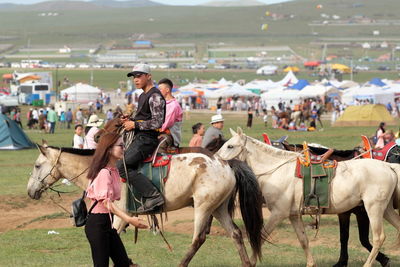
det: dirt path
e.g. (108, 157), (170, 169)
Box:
(0, 194), (240, 236)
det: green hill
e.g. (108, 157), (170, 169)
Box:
(0, 0), (398, 47)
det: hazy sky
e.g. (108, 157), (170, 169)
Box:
(0, 0), (291, 5)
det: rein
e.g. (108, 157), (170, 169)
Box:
(243, 136), (307, 177)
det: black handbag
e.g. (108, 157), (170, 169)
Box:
(71, 191), (98, 227)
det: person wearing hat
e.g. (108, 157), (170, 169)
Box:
(201, 114), (225, 148)
(84, 114), (104, 149)
(118, 63), (166, 214)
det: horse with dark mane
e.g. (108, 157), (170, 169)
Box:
(280, 141), (391, 267)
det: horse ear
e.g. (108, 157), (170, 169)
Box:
(229, 128), (237, 136)
(237, 127), (243, 136)
(41, 139), (48, 147)
(36, 144), (47, 156)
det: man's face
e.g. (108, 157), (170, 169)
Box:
(132, 73), (151, 89)
(158, 83), (170, 98)
(213, 121), (224, 130)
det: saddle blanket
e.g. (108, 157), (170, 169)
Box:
(124, 154), (172, 213)
(295, 159), (337, 208)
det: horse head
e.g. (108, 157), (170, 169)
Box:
(94, 115), (123, 142)
(217, 127), (247, 161)
(27, 140), (63, 200)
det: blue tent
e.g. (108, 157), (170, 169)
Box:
(289, 79), (309, 90)
(369, 78), (386, 87)
(0, 114), (35, 150)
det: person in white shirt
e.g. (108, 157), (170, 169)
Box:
(73, 124), (84, 149)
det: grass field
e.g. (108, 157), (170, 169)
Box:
(0, 106), (400, 266)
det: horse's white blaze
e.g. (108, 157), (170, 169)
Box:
(217, 129), (400, 267)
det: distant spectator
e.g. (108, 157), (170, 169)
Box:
(189, 123), (205, 147)
(59, 111), (66, 129)
(106, 109), (113, 123)
(66, 108), (73, 129)
(375, 122), (386, 149)
(76, 108), (83, 124)
(263, 111), (268, 127)
(247, 108), (253, 128)
(202, 115), (224, 148)
(84, 114), (104, 149)
(73, 124), (84, 149)
(47, 106), (58, 134)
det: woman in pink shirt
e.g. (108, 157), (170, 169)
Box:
(375, 122), (386, 149)
(85, 132), (147, 267)
(189, 122), (205, 147)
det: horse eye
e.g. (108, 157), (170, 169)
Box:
(35, 164), (40, 169)
(227, 145), (234, 149)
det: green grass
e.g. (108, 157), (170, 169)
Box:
(1, 108), (400, 265)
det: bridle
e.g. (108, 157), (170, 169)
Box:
(34, 148), (89, 194)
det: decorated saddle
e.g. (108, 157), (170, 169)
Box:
(296, 142), (337, 213)
(123, 154), (172, 213)
(361, 135), (397, 161)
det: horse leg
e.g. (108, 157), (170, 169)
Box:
(289, 215), (316, 267)
(205, 215), (213, 235)
(333, 211), (351, 267)
(179, 207), (211, 267)
(213, 202), (252, 267)
(354, 206), (390, 267)
(363, 204), (386, 267)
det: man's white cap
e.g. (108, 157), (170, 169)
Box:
(127, 63), (151, 77)
(210, 114), (224, 124)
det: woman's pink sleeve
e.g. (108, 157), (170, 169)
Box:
(86, 169), (114, 201)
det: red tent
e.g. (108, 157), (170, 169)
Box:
(304, 61), (321, 67)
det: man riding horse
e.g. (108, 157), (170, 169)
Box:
(118, 63), (166, 214)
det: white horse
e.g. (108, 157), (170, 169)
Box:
(216, 128), (400, 267)
(27, 141), (265, 267)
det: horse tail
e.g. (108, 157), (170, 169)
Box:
(227, 159), (265, 261)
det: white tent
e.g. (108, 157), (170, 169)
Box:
(298, 84), (340, 98)
(60, 83), (101, 103)
(276, 70), (299, 87)
(261, 88), (302, 109)
(341, 85), (394, 106)
(213, 83), (258, 98)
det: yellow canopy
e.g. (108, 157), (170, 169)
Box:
(283, 66), (299, 73)
(334, 104), (396, 127)
(330, 64), (351, 73)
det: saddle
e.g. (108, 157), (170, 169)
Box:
(123, 153), (173, 213)
(296, 142), (337, 215)
(361, 135), (397, 161)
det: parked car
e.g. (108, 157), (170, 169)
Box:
(256, 65), (278, 75)
(377, 66), (391, 71)
(395, 65), (400, 71)
(354, 65), (369, 71)
(65, 64), (76, 69)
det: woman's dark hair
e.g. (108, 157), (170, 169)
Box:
(378, 122), (386, 133)
(192, 122), (203, 134)
(87, 132), (120, 180)
(75, 124), (83, 130)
